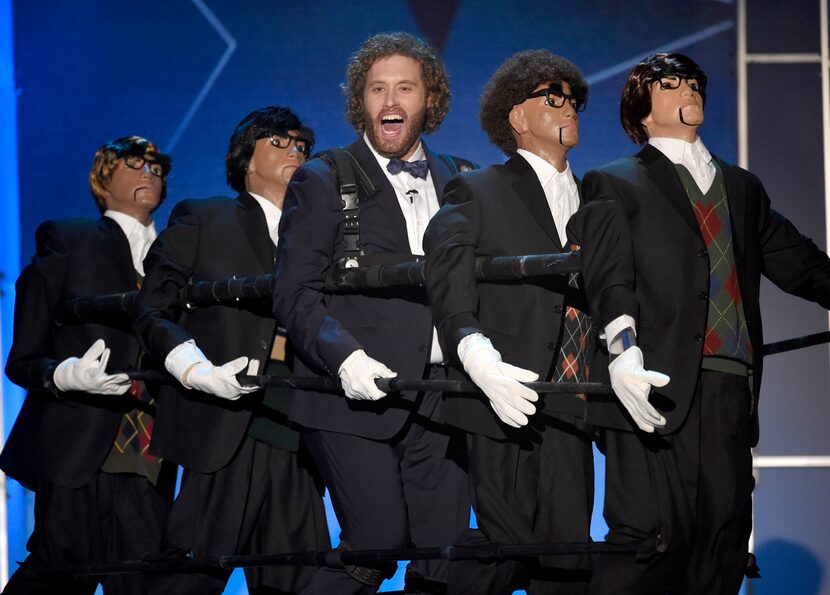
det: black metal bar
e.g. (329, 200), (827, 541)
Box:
(762, 330), (830, 356)
(34, 541), (640, 578)
(128, 370), (614, 397)
(56, 252), (582, 324)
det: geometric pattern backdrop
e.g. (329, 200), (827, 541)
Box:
(5, 1), (827, 593)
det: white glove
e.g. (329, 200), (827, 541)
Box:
(52, 339), (131, 395)
(183, 356), (259, 401)
(459, 333), (539, 428)
(608, 346), (670, 433)
(338, 349), (397, 400)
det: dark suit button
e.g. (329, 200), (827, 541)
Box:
(698, 249), (707, 258)
(418, 344), (427, 352)
(554, 305), (563, 314)
(698, 290), (708, 300)
(547, 342), (557, 350)
(260, 340), (268, 350)
(694, 333), (703, 342)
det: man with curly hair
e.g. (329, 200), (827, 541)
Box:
(424, 50), (594, 594)
(2, 136), (174, 594)
(273, 32), (473, 594)
(568, 52), (830, 593)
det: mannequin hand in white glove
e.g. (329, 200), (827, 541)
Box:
(338, 349), (397, 401)
(183, 356), (260, 401)
(52, 339), (131, 395)
(459, 334), (539, 428)
(608, 346), (670, 433)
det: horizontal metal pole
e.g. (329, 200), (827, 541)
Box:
(33, 541), (640, 578)
(745, 52), (821, 63)
(754, 455), (830, 468)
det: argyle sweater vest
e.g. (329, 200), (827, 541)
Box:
(550, 245), (593, 402)
(674, 163), (752, 364)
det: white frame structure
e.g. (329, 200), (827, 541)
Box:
(737, 0), (830, 578)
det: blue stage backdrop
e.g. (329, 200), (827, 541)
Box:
(4, 1), (827, 594)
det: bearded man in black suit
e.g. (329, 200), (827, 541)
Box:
(568, 53), (830, 595)
(273, 32), (472, 595)
(2, 136), (173, 595)
(424, 50), (594, 595)
(133, 107), (328, 595)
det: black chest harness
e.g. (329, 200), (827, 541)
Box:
(317, 148), (476, 270)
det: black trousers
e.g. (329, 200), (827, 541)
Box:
(145, 437), (329, 595)
(300, 370), (470, 595)
(3, 469), (173, 595)
(590, 370), (755, 595)
(449, 414), (594, 595)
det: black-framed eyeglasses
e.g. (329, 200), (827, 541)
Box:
(518, 83), (587, 113)
(123, 155), (165, 178)
(267, 133), (311, 158)
(657, 75), (703, 94)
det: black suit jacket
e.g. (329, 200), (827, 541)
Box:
(133, 193), (278, 472)
(424, 153), (589, 438)
(569, 144), (830, 442)
(273, 138), (460, 440)
(2, 217), (141, 488)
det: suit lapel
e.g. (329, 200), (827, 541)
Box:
(348, 138), (411, 253)
(506, 153), (562, 250)
(235, 191), (276, 273)
(717, 156), (747, 267)
(639, 144), (702, 240)
(102, 217), (142, 288)
(423, 142), (452, 203)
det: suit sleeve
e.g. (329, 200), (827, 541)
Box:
(423, 174), (485, 361)
(272, 164), (361, 377)
(132, 200), (200, 360)
(5, 221), (70, 390)
(566, 170), (639, 330)
(752, 176), (830, 307)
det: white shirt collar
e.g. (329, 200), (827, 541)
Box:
(104, 210), (156, 276)
(648, 136), (712, 166)
(648, 136), (715, 193)
(248, 192), (282, 246)
(516, 149), (574, 187)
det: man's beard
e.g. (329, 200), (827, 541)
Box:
(364, 105), (428, 159)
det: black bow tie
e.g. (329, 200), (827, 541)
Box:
(386, 158), (429, 180)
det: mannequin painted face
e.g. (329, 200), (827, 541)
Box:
(642, 75), (704, 142)
(509, 81), (580, 171)
(101, 154), (162, 224)
(246, 130), (307, 208)
(362, 54), (429, 160)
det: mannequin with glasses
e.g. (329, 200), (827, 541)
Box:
(568, 52), (830, 594)
(133, 107), (329, 595)
(1, 136), (175, 595)
(424, 50), (594, 595)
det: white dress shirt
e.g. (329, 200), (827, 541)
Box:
(516, 149), (580, 247)
(249, 192), (282, 247)
(104, 209), (157, 277)
(364, 135), (444, 364)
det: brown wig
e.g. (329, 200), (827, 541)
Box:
(620, 52), (708, 144)
(343, 32), (450, 134)
(225, 106), (311, 193)
(89, 136), (171, 213)
(479, 50), (588, 156)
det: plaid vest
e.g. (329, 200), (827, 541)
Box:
(674, 163), (752, 364)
